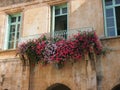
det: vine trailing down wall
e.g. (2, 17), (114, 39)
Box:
(17, 31), (104, 69)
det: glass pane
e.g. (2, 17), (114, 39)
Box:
(11, 17), (16, 23)
(55, 9), (60, 15)
(9, 33), (15, 41)
(107, 27), (116, 36)
(115, 6), (120, 35)
(17, 24), (20, 32)
(107, 27), (115, 36)
(18, 16), (21, 22)
(8, 41), (14, 49)
(106, 8), (113, 17)
(17, 32), (19, 39)
(10, 25), (16, 32)
(62, 7), (67, 14)
(115, 0), (120, 4)
(105, 0), (112, 6)
(106, 18), (115, 27)
(55, 15), (67, 31)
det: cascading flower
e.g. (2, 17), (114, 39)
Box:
(17, 31), (103, 68)
(43, 41), (57, 62)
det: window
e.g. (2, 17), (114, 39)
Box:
(7, 14), (21, 49)
(51, 4), (68, 38)
(103, 0), (120, 37)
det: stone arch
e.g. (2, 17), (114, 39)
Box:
(112, 84), (120, 90)
(46, 83), (71, 90)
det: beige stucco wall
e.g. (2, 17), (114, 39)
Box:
(29, 60), (97, 90)
(69, 0), (104, 36)
(0, 13), (6, 50)
(0, 51), (21, 90)
(0, 50), (29, 90)
(101, 38), (120, 90)
(22, 4), (50, 37)
(0, 59), (22, 90)
(0, 0), (120, 90)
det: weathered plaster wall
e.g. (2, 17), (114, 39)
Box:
(22, 4), (50, 37)
(0, 50), (29, 90)
(0, 0), (120, 90)
(0, 0), (35, 7)
(0, 50), (22, 90)
(0, 59), (22, 90)
(69, 0), (104, 36)
(21, 0), (104, 37)
(100, 38), (120, 90)
(29, 60), (97, 90)
(0, 13), (6, 50)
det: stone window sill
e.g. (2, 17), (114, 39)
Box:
(100, 36), (120, 41)
(0, 49), (17, 53)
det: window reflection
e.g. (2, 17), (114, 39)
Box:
(105, 0), (112, 6)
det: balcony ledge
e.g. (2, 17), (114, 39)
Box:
(100, 36), (120, 41)
(0, 49), (17, 54)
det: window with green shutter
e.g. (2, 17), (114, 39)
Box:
(8, 14), (21, 49)
(103, 0), (120, 37)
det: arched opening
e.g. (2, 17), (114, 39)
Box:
(46, 83), (71, 90)
(112, 84), (120, 90)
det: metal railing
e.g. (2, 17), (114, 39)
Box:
(54, 30), (67, 38)
(19, 34), (42, 43)
(19, 27), (93, 43)
(54, 27), (93, 38)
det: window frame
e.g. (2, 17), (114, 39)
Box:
(51, 3), (68, 37)
(5, 13), (22, 50)
(103, 0), (120, 37)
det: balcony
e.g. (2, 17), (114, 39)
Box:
(19, 27), (93, 43)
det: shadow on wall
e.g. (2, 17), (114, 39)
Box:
(69, 0), (102, 31)
(46, 83), (71, 90)
(112, 84), (120, 90)
(69, 0), (91, 29)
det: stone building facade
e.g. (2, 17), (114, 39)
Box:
(0, 0), (120, 90)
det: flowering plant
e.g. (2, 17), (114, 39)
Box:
(17, 31), (103, 68)
(18, 35), (48, 66)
